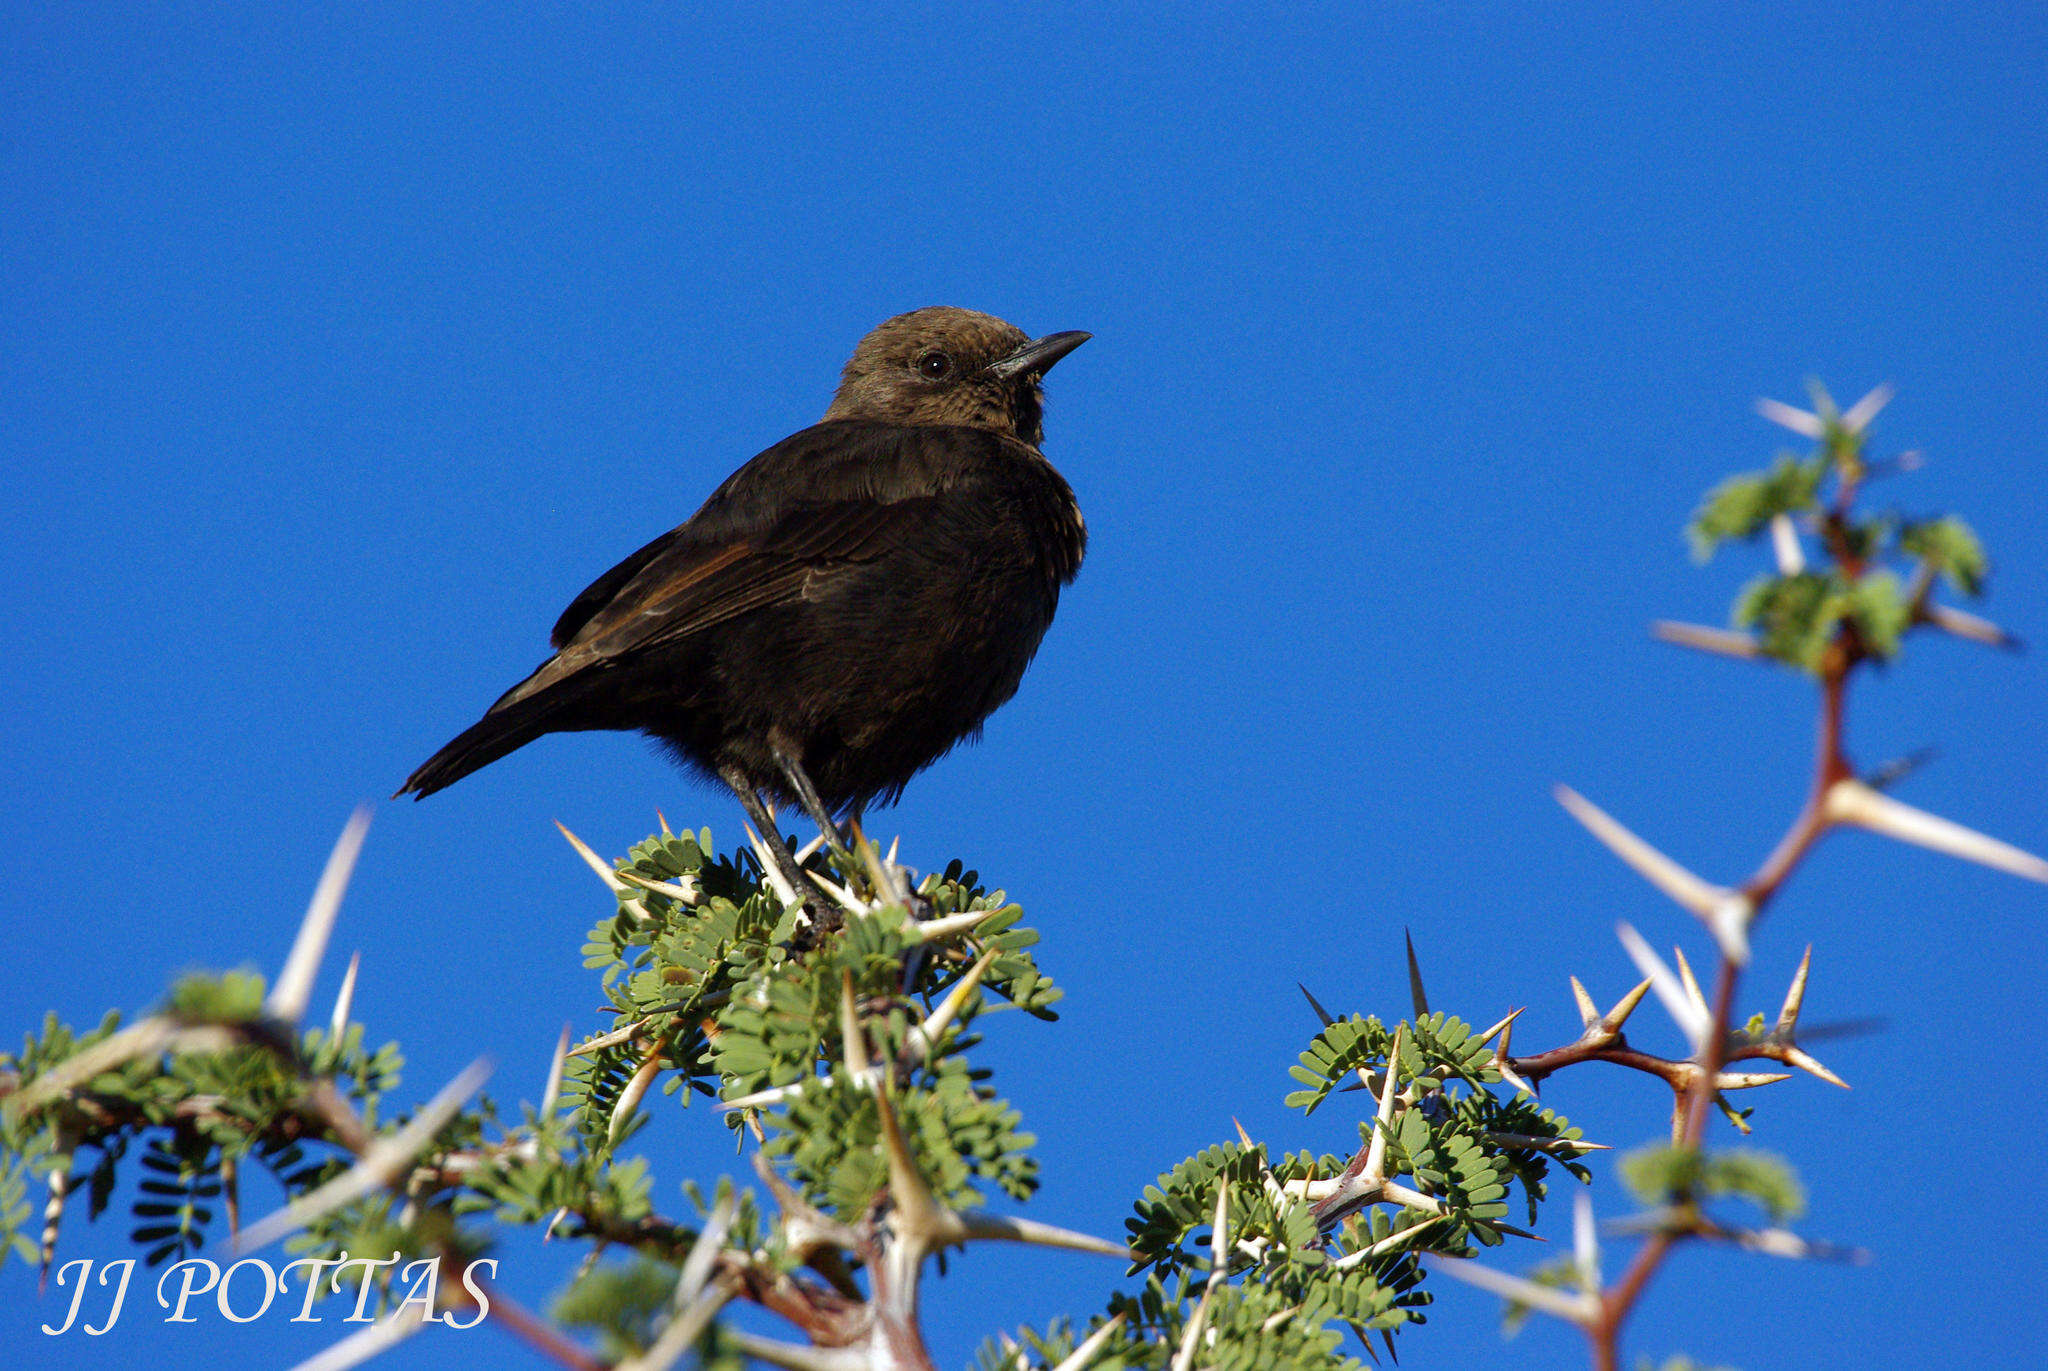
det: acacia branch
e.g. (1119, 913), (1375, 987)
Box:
(1586, 594), (1860, 1370)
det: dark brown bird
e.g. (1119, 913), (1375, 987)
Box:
(398, 306), (1088, 891)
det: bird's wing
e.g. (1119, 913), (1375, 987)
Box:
(549, 528), (677, 650)
(492, 491), (948, 712)
(547, 421), (987, 649)
(579, 496), (941, 649)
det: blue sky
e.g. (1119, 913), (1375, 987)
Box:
(5, 5), (2046, 1368)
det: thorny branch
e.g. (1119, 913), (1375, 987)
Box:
(1525, 386), (2039, 1371)
(5, 814), (1126, 1371)
(1583, 665), (1845, 1371)
(9, 383), (2039, 1371)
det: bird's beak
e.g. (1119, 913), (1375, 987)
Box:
(986, 330), (1091, 380)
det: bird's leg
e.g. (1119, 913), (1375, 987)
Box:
(720, 765), (828, 919)
(772, 750), (858, 874)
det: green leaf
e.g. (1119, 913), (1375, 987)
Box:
(165, 970), (267, 1023)
(1901, 515), (1988, 597)
(1619, 1145), (1805, 1223)
(1699, 1149), (1806, 1223)
(1732, 572), (1839, 672)
(1848, 570), (1911, 659)
(1688, 455), (1825, 560)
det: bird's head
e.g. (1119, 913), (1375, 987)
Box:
(823, 306), (1089, 447)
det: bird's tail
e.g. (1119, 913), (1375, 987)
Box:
(395, 689), (584, 800)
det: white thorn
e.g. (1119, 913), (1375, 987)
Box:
(7, 1017), (178, 1114)
(630, 1282), (728, 1370)
(1825, 779), (2048, 885)
(617, 868), (700, 904)
(877, 1087), (957, 1249)
(1050, 1313), (1128, 1371)
(1569, 977), (1601, 1029)
(674, 1192), (735, 1312)
(567, 1021), (645, 1058)
(609, 1048), (662, 1145)
(236, 1057), (492, 1253)
(1208, 1181), (1231, 1272)
(1652, 620), (1764, 660)
(838, 971), (870, 1078)
(1602, 978), (1654, 1031)
(1172, 1183), (1230, 1371)
(1671, 944), (1710, 1015)
(1379, 1180), (1446, 1214)
(913, 949), (998, 1052)
(327, 952), (360, 1042)
(1781, 1044), (1851, 1090)
(1171, 1286), (1214, 1371)
(1362, 1024), (1406, 1183)
(555, 819), (628, 894)
(1777, 947), (1813, 1033)
(1756, 396), (1827, 439)
(1422, 1253), (1599, 1327)
(1555, 786), (1737, 930)
(1572, 1191), (1599, 1291)
(1327, 1214), (1445, 1269)
(1476, 1007), (1523, 1048)
(1770, 513), (1806, 575)
(1614, 923), (1710, 1049)
(1841, 382), (1895, 434)
(811, 867), (868, 918)
(716, 1064), (887, 1114)
(269, 807), (372, 1026)
(906, 908), (997, 943)
(1496, 1058), (1538, 1098)
(1923, 602), (2016, 648)
(719, 1078), (799, 1113)
(743, 823), (801, 910)
(958, 1209), (1129, 1258)
(542, 1023), (571, 1116)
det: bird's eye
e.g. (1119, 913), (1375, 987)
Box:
(915, 350), (953, 380)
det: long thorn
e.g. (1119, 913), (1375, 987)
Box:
(1572, 1192), (1599, 1291)
(1614, 923), (1709, 1049)
(1422, 1253), (1598, 1327)
(236, 1057), (492, 1253)
(1404, 931), (1430, 1018)
(327, 952), (361, 1042)
(1299, 983), (1339, 1028)
(838, 970), (870, 1077)
(1556, 786), (1749, 960)
(556, 820), (628, 895)
(1777, 946), (1814, 1035)
(270, 807), (373, 1026)
(1652, 620), (1764, 660)
(1825, 779), (2048, 884)
(1050, 1313), (1128, 1371)
(541, 1024), (571, 1116)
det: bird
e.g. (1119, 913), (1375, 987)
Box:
(397, 306), (1089, 900)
